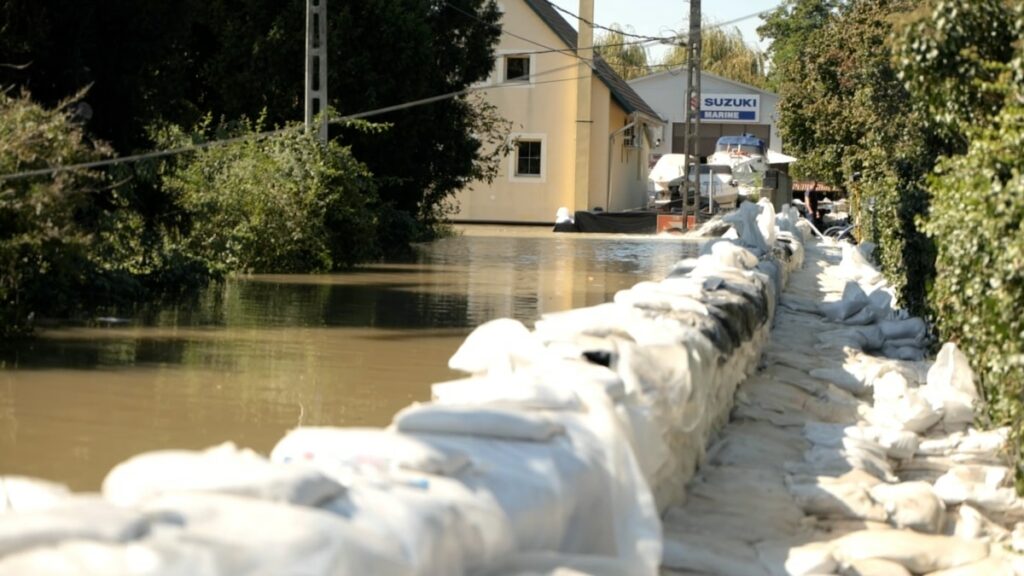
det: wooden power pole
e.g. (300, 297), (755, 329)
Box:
(305, 0), (328, 144)
(681, 0), (701, 228)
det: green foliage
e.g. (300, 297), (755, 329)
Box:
(924, 101), (1024, 468)
(0, 90), (109, 335)
(660, 23), (768, 88)
(903, 0), (1024, 475)
(894, 0), (1022, 152)
(764, 0), (936, 312)
(758, 0), (842, 91)
(0, 0), (504, 235)
(163, 120), (380, 273)
(594, 26), (651, 81)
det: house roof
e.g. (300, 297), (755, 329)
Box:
(522, 0), (661, 121)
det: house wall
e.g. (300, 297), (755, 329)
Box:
(454, 2), (580, 223)
(454, 1), (654, 223)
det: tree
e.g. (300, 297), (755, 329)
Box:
(762, 0), (935, 312)
(658, 23), (768, 88)
(0, 0), (505, 235)
(757, 0), (841, 91)
(594, 25), (650, 81)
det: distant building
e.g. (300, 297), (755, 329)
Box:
(628, 70), (782, 161)
(453, 0), (663, 224)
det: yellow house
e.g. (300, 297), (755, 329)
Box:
(453, 0), (663, 224)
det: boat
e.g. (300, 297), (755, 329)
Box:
(646, 134), (772, 211)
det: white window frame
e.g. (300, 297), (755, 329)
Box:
(509, 133), (546, 183)
(497, 50), (535, 85)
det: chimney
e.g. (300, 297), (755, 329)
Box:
(573, 0), (594, 211)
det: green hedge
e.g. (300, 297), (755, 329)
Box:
(924, 102), (1024, 472)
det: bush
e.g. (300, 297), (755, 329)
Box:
(924, 102), (1024, 469)
(0, 90), (110, 336)
(164, 121), (380, 273)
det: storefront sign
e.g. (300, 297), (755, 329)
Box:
(700, 94), (760, 123)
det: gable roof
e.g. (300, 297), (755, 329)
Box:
(630, 67), (779, 99)
(521, 0), (661, 121)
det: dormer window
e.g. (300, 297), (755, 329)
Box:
(504, 55), (531, 82)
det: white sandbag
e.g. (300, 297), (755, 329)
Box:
(866, 288), (896, 321)
(786, 480), (887, 521)
(868, 482), (946, 533)
(393, 404), (565, 442)
(431, 375), (582, 412)
(102, 442), (344, 507)
(882, 344), (928, 361)
(449, 318), (548, 375)
(757, 198), (778, 248)
(818, 282), (869, 322)
(753, 539), (836, 576)
(809, 367), (868, 395)
(844, 557), (913, 576)
(867, 387), (942, 434)
(143, 492), (416, 576)
(0, 537), (218, 576)
(0, 477), (70, 513)
(957, 427), (1010, 457)
(923, 343), (979, 426)
(662, 531), (769, 576)
(708, 240), (759, 270)
(839, 242), (884, 285)
(833, 530), (988, 574)
(270, 427), (471, 479)
(876, 429), (920, 460)
(933, 465), (1019, 512)
(722, 201), (769, 254)
(0, 496), (152, 559)
(923, 555), (1018, 575)
(878, 318), (927, 341)
(952, 504), (1010, 541)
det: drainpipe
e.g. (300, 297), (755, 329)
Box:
(574, 0), (594, 212)
(606, 113), (638, 211)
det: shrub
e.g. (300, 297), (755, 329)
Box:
(924, 102), (1024, 471)
(164, 121), (380, 273)
(0, 90), (110, 336)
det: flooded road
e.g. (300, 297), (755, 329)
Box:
(0, 226), (700, 490)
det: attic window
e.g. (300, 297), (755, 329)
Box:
(505, 55), (530, 82)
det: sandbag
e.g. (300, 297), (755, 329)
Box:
(393, 404), (565, 442)
(662, 531), (769, 576)
(933, 465), (1018, 512)
(0, 496), (153, 559)
(0, 477), (70, 514)
(103, 443), (344, 507)
(270, 427), (471, 478)
(0, 537), (218, 576)
(448, 318), (548, 375)
(923, 343), (979, 426)
(833, 530), (988, 574)
(431, 374), (582, 411)
(753, 539), (836, 576)
(818, 282), (868, 322)
(143, 492), (416, 576)
(868, 482), (946, 533)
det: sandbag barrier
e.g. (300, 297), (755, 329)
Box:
(3, 197), (964, 576)
(662, 234), (1024, 575)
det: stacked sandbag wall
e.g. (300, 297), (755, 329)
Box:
(0, 199), (803, 576)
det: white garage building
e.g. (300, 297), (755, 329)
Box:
(628, 70), (782, 161)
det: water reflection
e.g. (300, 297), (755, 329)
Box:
(0, 226), (699, 489)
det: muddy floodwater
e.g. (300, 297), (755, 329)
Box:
(0, 226), (701, 490)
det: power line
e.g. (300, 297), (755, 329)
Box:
(0, 62), (591, 183)
(544, 2), (673, 43)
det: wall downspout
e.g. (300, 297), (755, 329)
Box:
(606, 113), (638, 211)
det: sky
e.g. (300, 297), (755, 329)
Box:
(547, 0), (783, 60)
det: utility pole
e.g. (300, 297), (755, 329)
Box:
(305, 0), (328, 144)
(681, 0), (701, 229)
